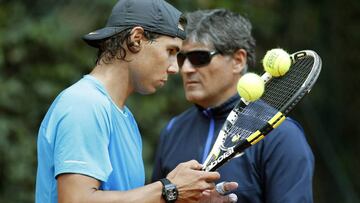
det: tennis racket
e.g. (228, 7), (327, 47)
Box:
(202, 50), (322, 172)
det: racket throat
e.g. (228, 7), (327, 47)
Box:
(204, 141), (251, 172)
(204, 148), (236, 171)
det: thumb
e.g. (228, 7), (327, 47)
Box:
(216, 181), (238, 195)
(223, 182), (238, 192)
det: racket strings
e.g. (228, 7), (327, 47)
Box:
(223, 100), (278, 148)
(203, 51), (321, 171)
(262, 57), (314, 111)
(222, 56), (315, 148)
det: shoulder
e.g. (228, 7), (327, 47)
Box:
(64, 79), (110, 106)
(261, 117), (313, 157)
(278, 117), (304, 133)
(54, 78), (111, 114)
(164, 106), (198, 132)
(270, 117), (307, 143)
(43, 78), (112, 127)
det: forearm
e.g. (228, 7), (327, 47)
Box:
(58, 174), (165, 203)
(84, 181), (164, 203)
(58, 160), (220, 203)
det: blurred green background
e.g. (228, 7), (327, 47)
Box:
(0, 0), (359, 202)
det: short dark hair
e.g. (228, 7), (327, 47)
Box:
(95, 29), (160, 64)
(185, 9), (256, 72)
(96, 14), (187, 65)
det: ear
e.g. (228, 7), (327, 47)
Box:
(232, 49), (247, 74)
(128, 26), (145, 52)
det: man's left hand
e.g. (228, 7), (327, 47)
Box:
(200, 181), (238, 203)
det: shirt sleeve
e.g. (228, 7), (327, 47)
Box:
(53, 98), (112, 182)
(262, 118), (314, 203)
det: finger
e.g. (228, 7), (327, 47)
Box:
(198, 182), (216, 191)
(227, 193), (238, 203)
(216, 181), (238, 195)
(206, 182), (216, 190)
(223, 182), (238, 192)
(168, 160), (201, 179)
(194, 170), (220, 182)
(201, 171), (220, 181)
(201, 189), (212, 197)
(185, 160), (202, 170)
(216, 182), (226, 195)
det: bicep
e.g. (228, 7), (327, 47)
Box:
(54, 103), (112, 182)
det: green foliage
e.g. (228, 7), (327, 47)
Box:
(0, 1), (113, 202)
(0, 0), (359, 202)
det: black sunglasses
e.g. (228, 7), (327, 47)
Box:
(177, 50), (220, 68)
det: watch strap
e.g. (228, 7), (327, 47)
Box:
(160, 178), (178, 203)
(159, 178), (172, 186)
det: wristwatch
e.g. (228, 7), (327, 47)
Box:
(159, 178), (178, 203)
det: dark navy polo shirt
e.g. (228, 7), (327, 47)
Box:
(152, 95), (314, 203)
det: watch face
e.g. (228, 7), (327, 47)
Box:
(165, 185), (178, 201)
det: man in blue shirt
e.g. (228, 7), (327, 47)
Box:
(152, 9), (315, 203)
(35, 1), (225, 203)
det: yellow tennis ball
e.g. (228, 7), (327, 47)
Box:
(237, 73), (265, 102)
(262, 48), (292, 77)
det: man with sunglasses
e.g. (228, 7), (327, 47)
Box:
(35, 1), (226, 203)
(152, 9), (315, 202)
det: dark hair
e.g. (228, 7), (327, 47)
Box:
(95, 29), (159, 64)
(96, 14), (187, 65)
(185, 9), (256, 72)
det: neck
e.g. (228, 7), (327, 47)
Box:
(90, 60), (133, 108)
(204, 90), (237, 108)
(197, 79), (239, 108)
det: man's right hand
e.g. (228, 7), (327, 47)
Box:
(166, 160), (220, 203)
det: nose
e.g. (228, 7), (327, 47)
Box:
(167, 62), (179, 74)
(180, 58), (196, 74)
(167, 54), (180, 74)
